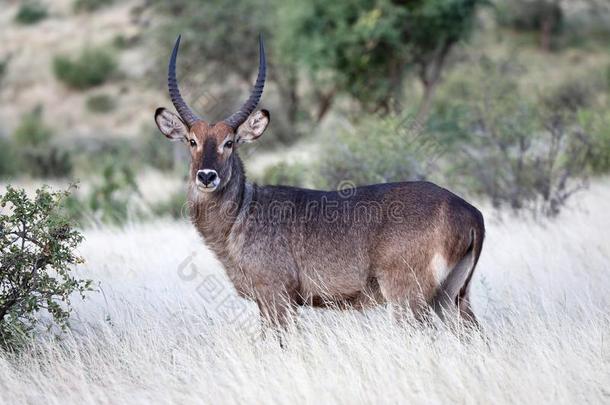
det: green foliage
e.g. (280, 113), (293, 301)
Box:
(112, 34), (138, 49)
(154, 0), (270, 86)
(579, 110), (610, 174)
(494, 0), (610, 50)
(317, 112), (441, 190)
(13, 107), (53, 147)
(78, 160), (140, 226)
(53, 47), (117, 90)
(12, 108), (72, 178)
(0, 138), (18, 179)
(543, 79), (593, 113)
(278, 0), (484, 112)
(432, 57), (594, 216)
(0, 186), (91, 350)
(150, 191), (188, 220)
(15, 1), (48, 25)
(495, 0), (563, 33)
(73, 0), (114, 13)
(140, 129), (175, 172)
(152, 0), (300, 145)
(86, 94), (116, 114)
(260, 162), (307, 188)
(88, 164), (138, 224)
(155, 0), (481, 140)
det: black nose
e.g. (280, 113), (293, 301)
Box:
(197, 170), (217, 186)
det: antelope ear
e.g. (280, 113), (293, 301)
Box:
(155, 108), (188, 141)
(236, 110), (270, 144)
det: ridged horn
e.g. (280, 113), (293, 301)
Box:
(168, 35), (200, 127)
(224, 34), (266, 130)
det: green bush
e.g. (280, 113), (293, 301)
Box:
(579, 110), (610, 174)
(140, 129), (175, 172)
(13, 107), (52, 146)
(150, 191), (188, 220)
(86, 94), (116, 114)
(543, 80), (593, 113)
(53, 47), (117, 90)
(12, 108), (72, 178)
(317, 113), (441, 190)
(73, 0), (114, 13)
(14, 1), (48, 25)
(66, 160), (141, 226)
(0, 138), (18, 179)
(0, 186), (92, 350)
(260, 161), (307, 188)
(496, 0), (562, 30)
(431, 57), (595, 217)
(23, 148), (73, 179)
(112, 34), (139, 49)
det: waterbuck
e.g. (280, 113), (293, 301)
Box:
(154, 35), (485, 328)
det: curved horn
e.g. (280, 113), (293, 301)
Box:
(224, 34), (266, 130)
(168, 35), (200, 127)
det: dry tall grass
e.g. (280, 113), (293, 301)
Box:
(1, 181), (609, 404)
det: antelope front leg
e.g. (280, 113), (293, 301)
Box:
(256, 292), (296, 347)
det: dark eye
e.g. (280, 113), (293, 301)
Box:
(224, 140), (234, 149)
(189, 139), (196, 147)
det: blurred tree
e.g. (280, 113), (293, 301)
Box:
(495, 0), (563, 51)
(496, 0), (610, 50)
(152, 0), (302, 144)
(278, 0), (484, 121)
(12, 107), (73, 178)
(431, 56), (595, 217)
(152, 0), (483, 142)
(14, 1), (48, 25)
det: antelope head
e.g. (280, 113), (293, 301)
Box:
(154, 35), (270, 193)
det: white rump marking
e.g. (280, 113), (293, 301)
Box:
(431, 253), (449, 286)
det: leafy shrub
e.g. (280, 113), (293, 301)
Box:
(65, 160), (141, 226)
(0, 186), (91, 350)
(23, 148), (73, 179)
(86, 94), (116, 114)
(495, 0), (562, 32)
(495, 0), (610, 50)
(495, 0), (564, 50)
(12, 108), (72, 178)
(543, 80), (593, 113)
(53, 47), (117, 90)
(433, 57), (594, 217)
(150, 191), (188, 220)
(112, 34), (139, 49)
(0, 138), (18, 179)
(73, 0), (114, 13)
(15, 1), (48, 25)
(260, 161), (307, 188)
(13, 107), (52, 146)
(140, 129), (176, 172)
(317, 113), (442, 190)
(579, 110), (610, 174)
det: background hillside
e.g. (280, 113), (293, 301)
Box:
(1, 0), (608, 206)
(0, 0), (158, 138)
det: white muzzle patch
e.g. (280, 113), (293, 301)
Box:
(196, 169), (220, 191)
